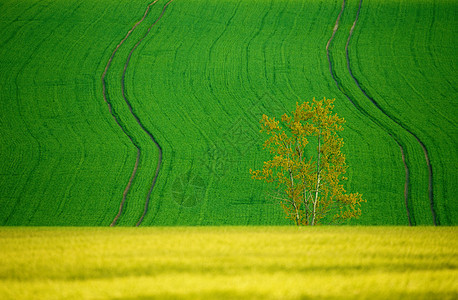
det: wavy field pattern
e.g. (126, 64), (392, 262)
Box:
(342, 0), (457, 225)
(0, 0), (456, 225)
(326, 0), (439, 226)
(0, 0), (147, 225)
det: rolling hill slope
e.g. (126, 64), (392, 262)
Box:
(0, 0), (456, 226)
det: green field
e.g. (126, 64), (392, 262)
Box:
(0, 0), (456, 226)
(0, 227), (456, 299)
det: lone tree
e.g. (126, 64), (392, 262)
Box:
(250, 98), (365, 225)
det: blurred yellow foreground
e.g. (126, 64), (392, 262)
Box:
(0, 227), (456, 299)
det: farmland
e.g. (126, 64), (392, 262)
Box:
(0, 0), (457, 226)
(0, 227), (456, 299)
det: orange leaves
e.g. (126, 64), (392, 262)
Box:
(251, 97), (365, 225)
(260, 114), (280, 134)
(281, 113), (291, 123)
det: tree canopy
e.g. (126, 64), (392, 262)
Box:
(250, 98), (365, 225)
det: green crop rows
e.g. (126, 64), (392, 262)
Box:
(0, 0), (456, 226)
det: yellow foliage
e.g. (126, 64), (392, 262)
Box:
(251, 97), (366, 225)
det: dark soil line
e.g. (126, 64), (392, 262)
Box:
(119, 0), (176, 227)
(399, 146), (411, 224)
(102, 1), (160, 227)
(346, 0), (436, 225)
(110, 149), (140, 227)
(326, 0), (413, 225)
(325, 0), (345, 54)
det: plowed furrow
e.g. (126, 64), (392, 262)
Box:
(122, 0), (176, 226)
(326, 0), (413, 225)
(346, 0), (436, 225)
(102, 1), (160, 227)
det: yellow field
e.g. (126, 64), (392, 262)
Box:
(0, 227), (456, 299)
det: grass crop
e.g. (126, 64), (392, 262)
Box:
(345, 0), (458, 225)
(0, 0), (456, 226)
(0, 227), (456, 299)
(0, 0), (150, 225)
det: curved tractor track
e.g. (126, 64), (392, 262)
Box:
(327, 0), (436, 225)
(102, 0), (174, 227)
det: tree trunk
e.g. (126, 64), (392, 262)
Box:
(304, 188), (309, 225)
(311, 129), (321, 226)
(288, 168), (300, 225)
